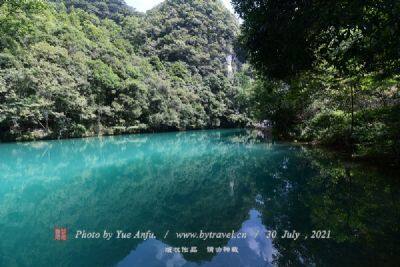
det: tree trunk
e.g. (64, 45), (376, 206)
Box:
(350, 85), (354, 139)
(44, 110), (49, 133)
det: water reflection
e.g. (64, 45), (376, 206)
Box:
(0, 129), (399, 266)
(118, 210), (276, 267)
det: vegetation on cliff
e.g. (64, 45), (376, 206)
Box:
(0, 0), (251, 141)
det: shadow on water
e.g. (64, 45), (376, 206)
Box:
(0, 129), (399, 266)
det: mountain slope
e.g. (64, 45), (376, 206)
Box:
(143, 0), (240, 76)
(0, 0), (251, 141)
(52, 0), (137, 21)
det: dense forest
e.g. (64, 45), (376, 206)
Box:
(0, 0), (251, 141)
(0, 0), (399, 161)
(232, 0), (400, 161)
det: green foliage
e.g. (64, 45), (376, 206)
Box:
(143, 0), (240, 77)
(303, 110), (350, 146)
(233, 0), (400, 159)
(0, 0), (47, 50)
(0, 0), (253, 142)
(52, 0), (137, 22)
(232, 0), (400, 79)
(353, 106), (400, 158)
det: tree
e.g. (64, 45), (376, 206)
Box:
(232, 0), (400, 80)
(232, 0), (400, 159)
(0, 0), (253, 141)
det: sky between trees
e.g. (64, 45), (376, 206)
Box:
(125, 0), (235, 13)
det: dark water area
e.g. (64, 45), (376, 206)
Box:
(0, 129), (399, 266)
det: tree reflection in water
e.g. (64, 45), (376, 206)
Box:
(0, 129), (398, 266)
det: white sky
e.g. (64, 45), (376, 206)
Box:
(125, 0), (235, 14)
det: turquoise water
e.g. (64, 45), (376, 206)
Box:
(0, 129), (399, 266)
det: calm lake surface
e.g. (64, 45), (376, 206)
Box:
(0, 129), (399, 267)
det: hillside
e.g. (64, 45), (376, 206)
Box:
(0, 0), (251, 141)
(52, 0), (138, 21)
(143, 0), (240, 77)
